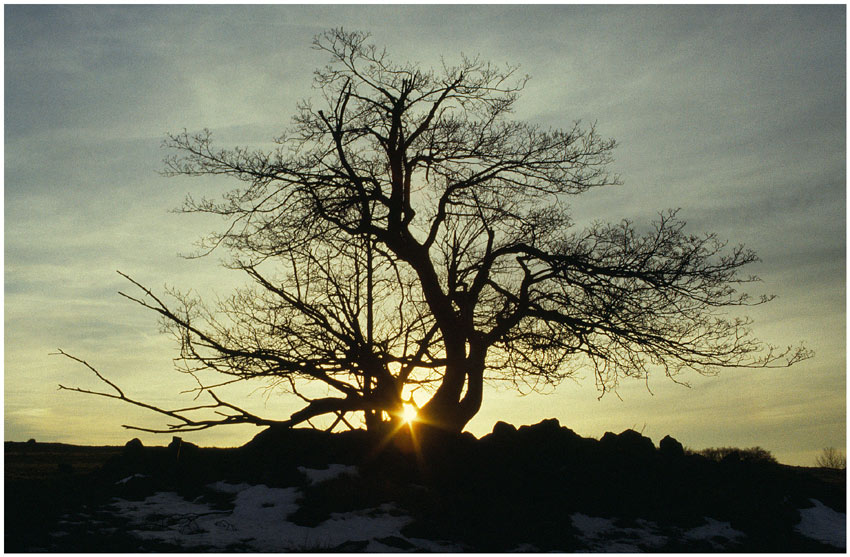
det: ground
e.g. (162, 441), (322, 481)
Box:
(5, 421), (846, 552)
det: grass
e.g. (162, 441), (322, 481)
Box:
(5, 441), (124, 480)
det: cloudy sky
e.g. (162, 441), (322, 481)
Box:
(5, 5), (845, 465)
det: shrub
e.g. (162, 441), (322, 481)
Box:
(695, 446), (777, 464)
(815, 447), (846, 469)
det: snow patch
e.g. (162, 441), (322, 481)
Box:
(682, 517), (745, 549)
(570, 514), (667, 551)
(106, 482), (462, 552)
(207, 480), (252, 494)
(795, 499), (846, 549)
(570, 513), (745, 551)
(297, 463), (358, 484)
(115, 473), (148, 485)
(111, 491), (218, 519)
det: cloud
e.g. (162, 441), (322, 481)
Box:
(4, 5), (844, 464)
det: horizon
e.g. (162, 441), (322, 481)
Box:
(1, 422), (835, 468)
(5, 5), (845, 467)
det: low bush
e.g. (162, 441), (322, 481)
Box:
(816, 447), (846, 470)
(692, 446), (777, 464)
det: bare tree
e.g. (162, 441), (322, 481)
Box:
(816, 447), (846, 469)
(60, 29), (810, 437)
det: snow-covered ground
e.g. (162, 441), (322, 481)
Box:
(568, 500), (846, 552)
(98, 465), (463, 552)
(52, 465), (846, 552)
(108, 485), (451, 551)
(569, 513), (745, 552)
(794, 499), (846, 550)
(297, 463), (358, 485)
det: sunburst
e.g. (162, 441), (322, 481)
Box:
(401, 403), (418, 424)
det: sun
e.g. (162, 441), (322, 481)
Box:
(401, 403), (418, 424)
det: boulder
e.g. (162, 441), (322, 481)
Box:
(599, 429), (656, 458)
(115, 473), (156, 500)
(659, 435), (685, 458)
(124, 438), (144, 456)
(518, 418), (562, 436)
(168, 436), (199, 467)
(492, 420), (518, 437)
(113, 437), (148, 474)
(243, 426), (372, 477)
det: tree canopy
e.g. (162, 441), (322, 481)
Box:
(60, 29), (810, 437)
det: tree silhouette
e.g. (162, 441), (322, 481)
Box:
(60, 29), (810, 437)
(815, 447), (846, 469)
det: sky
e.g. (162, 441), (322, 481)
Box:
(4, 5), (845, 466)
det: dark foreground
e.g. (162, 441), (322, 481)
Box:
(5, 420), (846, 552)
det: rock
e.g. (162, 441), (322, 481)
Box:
(169, 436), (198, 457)
(115, 473), (156, 500)
(116, 437), (148, 474)
(659, 435), (685, 458)
(125, 437), (143, 449)
(377, 536), (416, 550)
(331, 540), (370, 552)
(124, 438), (144, 456)
(245, 427), (328, 459)
(492, 421), (518, 437)
(516, 419), (566, 449)
(507, 419), (584, 451)
(460, 431), (478, 443)
(599, 429), (656, 458)
(518, 418), (562, 436)
(178, 517), (205, 535)
(168, 436), (200, 477)
(479, 421), (517, 446)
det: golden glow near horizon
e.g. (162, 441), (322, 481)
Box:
(4, 6), (845, 467)
(401, 403), (418, 424)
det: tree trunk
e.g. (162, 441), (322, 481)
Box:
(418, 359), (485, 433)
(457, 366), (484, 427)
